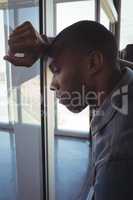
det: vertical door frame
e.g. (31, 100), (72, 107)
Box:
(39, 0), (49, 199)
(41, 0), (55, 199)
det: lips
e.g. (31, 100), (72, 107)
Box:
(56, 94), (61, 99)
(56, 91), (61, 97)
(56, 94), (63, 104)
(59, 99), (69, 105)
(55, 91), (72, 106)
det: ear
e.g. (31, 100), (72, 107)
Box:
(87, 51), (104, 75)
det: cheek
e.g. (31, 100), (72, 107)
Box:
(60, 68), (83, 92)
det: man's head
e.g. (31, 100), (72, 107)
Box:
(48, 20), (118, 113)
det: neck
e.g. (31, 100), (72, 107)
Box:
(95, 66), (122, 107)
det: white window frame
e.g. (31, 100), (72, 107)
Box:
(101, 0), (118, 23)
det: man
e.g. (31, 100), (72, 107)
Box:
(4, 21), (133, 200)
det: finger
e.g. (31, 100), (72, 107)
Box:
(10, 26), (30, 37)
(14, 21), (32, 31)
(9, 30), (34, 43)
(4, 55), (31, 67)
(10, 21), (33, 36)
(9, 40), (35, 53)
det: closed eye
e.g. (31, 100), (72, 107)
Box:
(49, 63), (60, 74)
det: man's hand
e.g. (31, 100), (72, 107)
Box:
(4, 52), (39, 67)
(4, 21), (50, 67)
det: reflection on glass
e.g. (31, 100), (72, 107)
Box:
(21, 76), (41, 124)
(100, 8), (110, 30)
(120, 0), (133, 50)
(56, 1), (94, 132)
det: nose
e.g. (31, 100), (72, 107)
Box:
(50, 77), (60, 91)
(50, 84), (56, 91)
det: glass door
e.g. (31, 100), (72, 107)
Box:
(2, 0), (55, 200)
(4, 1), (44, 200)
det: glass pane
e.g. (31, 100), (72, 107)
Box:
(56, 0), (94, 133)
(120, 0), (133, 50)
(3, 1), (44, 200)
(21, 76), (41, 124)
(0, 132), (16, 200)
(57, 102), (89, 132)
(0, 10), (9, 123)
(17, 6), (41, 125)
(100, 8), (110, 30)
(56, 0), (95, 34)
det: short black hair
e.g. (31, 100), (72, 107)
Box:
(49, 20), (118, 66)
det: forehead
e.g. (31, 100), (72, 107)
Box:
(47, 39), (87, 67)
(48, 44), (85, 61)
(48, 36), (80, 58)
(48, 45), (69, 60)
(48, 48), (73, 65)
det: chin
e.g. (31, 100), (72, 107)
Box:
(59, 98), (88, 113)
(65, 105), (85, 113)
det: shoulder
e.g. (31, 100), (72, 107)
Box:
(109, 69), (133, 159)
